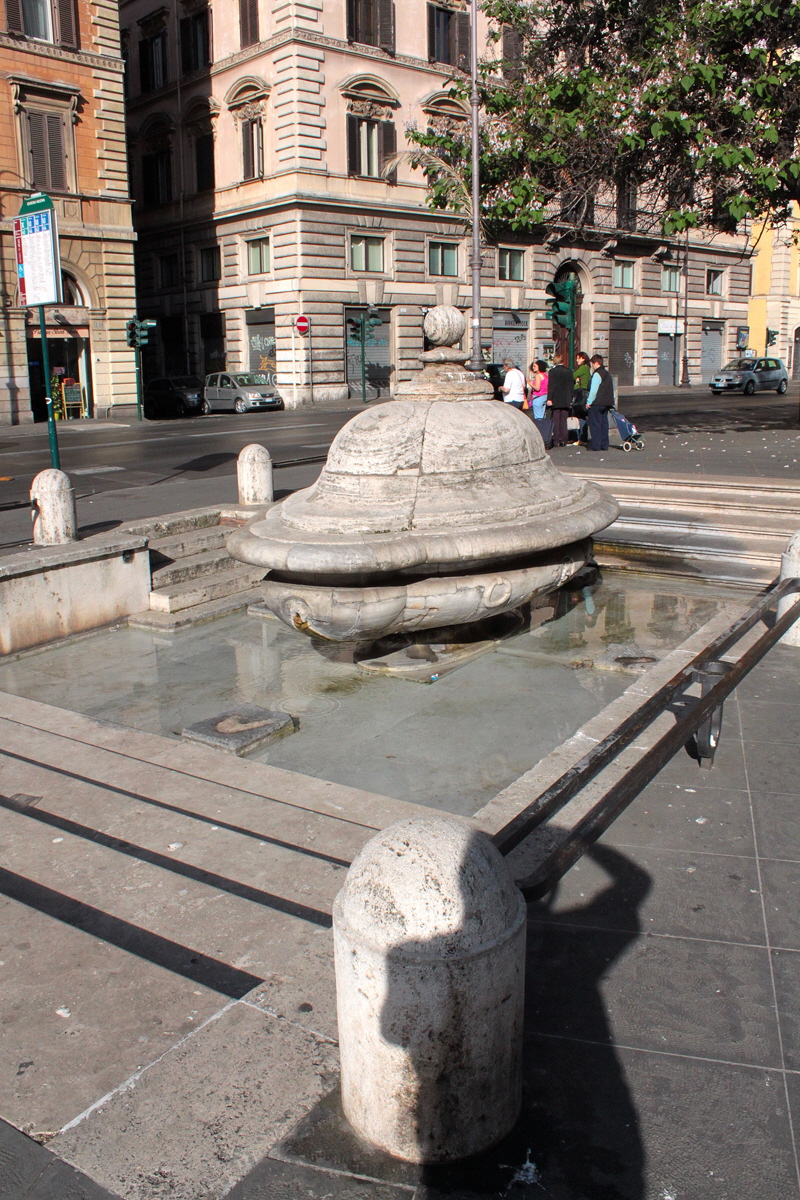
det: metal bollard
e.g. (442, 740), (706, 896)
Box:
(237, 444), (273, 506)
(333, 815), (525, 1163)
(30, 468), (77, 545)
(777, 531), (800, 647)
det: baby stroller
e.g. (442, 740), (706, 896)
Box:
(610, 410), (645, 452)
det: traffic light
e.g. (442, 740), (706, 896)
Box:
(366, 305), (382, 330)
(766, 328), (778, 347)
(126, 317), (158, 348)
(545, 279), (576, 329)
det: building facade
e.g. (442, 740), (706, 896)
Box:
(748, 206), (800, 379)
(0, 0), (135, 423)
(124, 0), (752, 406)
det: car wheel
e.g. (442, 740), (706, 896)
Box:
(711, 390), (721, 395)
(175, 401), (187, 417)
(143, 404), (156, 420)
(202, 398), (212, 415)
(777, 379), (788, 394)
(743, 380), (756, 395)
(234, 398), (247, 413)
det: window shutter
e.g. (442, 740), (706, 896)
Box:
(502, 24), (521, 77)
(240, 0), (257, 46)
(180, 17), (192, 72)
(46, 113), (66, 190)
(346, 113), (360, 176)
(28, 111), (48, 188)
(346, 0), (357, 40)
(377, 0), (394, 52)
(195, 133), (214, 191)
(161, 151), (172, 203)
(56, 0), (77, 48)
(242, 121), (254, 179)
(5, 0), (23, 33)
(139, 39), (152, 92)
(427, 3), (435, 60)
(142, 153), (156, 206)
(379, 120), (396, 183)
(255, 119), (263, 176)
(199, 9), (210, 64)
(453, 11), (470, 70)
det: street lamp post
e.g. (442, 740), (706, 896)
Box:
(468, 0), (483, 372)
(680, 226), (691, 387)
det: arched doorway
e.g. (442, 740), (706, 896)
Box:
(552, 262), (584, 367)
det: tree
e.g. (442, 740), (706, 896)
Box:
(407, 0), (800, 238)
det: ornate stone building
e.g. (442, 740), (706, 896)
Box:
(748, 205), (800, 379)
(0, 0), (135, 422)
(124, 0), (752, 405)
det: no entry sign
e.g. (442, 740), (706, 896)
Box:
(295, 315), (310, 335)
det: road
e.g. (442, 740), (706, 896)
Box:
(0, 386), (798, 550)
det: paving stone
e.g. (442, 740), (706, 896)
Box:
(182, 704), (296, 756)
(224, 1155), (412, 1199)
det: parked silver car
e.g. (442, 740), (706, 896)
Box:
(203, 372), (284, 414)
(709, 357), (789, 395)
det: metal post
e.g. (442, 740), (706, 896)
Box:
(360, 315), (367, 404)
(307, 320), (314, 406)
(38, 305), (60, 469)
(567, 279), (576, 371)
(680, 227), (691, 387)
(468, 0), (482, 372)
(134, 344), (143, 422)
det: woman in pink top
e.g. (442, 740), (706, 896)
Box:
(526, 360), (549, 419)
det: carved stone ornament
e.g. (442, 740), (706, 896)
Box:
(137, 6), (169, 35)
(230, 101), (264, 124)
(347, 99), (392, 121)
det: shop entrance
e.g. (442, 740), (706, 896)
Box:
(27, 332), (92, 422)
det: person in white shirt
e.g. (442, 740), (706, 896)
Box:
(499, 359), (527, 409)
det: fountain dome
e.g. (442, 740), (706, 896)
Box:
(228, 307), (619, 642)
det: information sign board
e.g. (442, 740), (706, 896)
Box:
(13, 193), (61, 307)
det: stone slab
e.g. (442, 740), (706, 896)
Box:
(182, 704), (296, 755)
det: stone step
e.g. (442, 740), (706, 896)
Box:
(595, 520), (783, 584)
(148, 526), (230, 562)
(129, 588), (265, 630)
(149, 566), (265, 614)
(150, 547), (233, 589)
(568, 470), (800, 519)
(121, 507), (222, 541)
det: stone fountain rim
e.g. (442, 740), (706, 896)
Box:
(227, 483), (619, 576)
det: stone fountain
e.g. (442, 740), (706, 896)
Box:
(228, 306), (619, 650)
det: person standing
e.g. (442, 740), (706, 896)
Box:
(499, 359), (527, 409)
(527, 359), (549, 418)
(586, 354), (614, 451)
(573, 351), (591, 407)
(545, 353), (573, 446)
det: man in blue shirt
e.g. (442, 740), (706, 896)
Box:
(586, 354), (614, 451)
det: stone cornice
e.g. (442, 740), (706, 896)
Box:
(0, 32), (125, 73)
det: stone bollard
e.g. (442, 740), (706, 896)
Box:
(30, 469), (77, 545)
(333, 815), (526, 1163)
(237, 443), (273, 506)
(778, 530), (800, 646)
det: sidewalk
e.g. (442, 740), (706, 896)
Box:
(0, 627), (798, 1198)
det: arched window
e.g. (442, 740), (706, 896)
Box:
(225, 78), (269, 181)
(138, 114), (174, 206)
(61, 271), (85, 305)
(341, 77), (399, 182)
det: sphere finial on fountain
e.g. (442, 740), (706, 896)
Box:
(423, 305), (466, 347)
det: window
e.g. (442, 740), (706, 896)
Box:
(142, 149), (171, 206)
(613, 259), (634, 289)
(346, 115), (396, 179)
(616, 179), (637, 231)
(242, 118), (263, 180)
(180, 9), (210, 73)
(26, 109), (67, 191)
(662, 265), (681, 293)
(247, 237), (270, 274)
(200, 246), (221, 282)
(6, 0), (77, 47)
(346, 0), (395, 51)
(139, 32), (167, 92)
(194, 133), (215, 192)
(429, 241), (458, 277)
(499, 248), (524, 282)
(239, 0), (258, 48)
(351, 235), (384, 272)
(160, 254), (179, 287)
(61, 271), (84, 304)
(501, 24), (522, 79)
(428, 4), (469, 68)
(560, 190), (595, 225)
(706, 268), (724, 296)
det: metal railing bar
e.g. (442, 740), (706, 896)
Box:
(515, 593), (800, 898)
(492, 577), (800, 857)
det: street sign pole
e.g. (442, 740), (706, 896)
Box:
(38, 304), (60, 469)
(567, 279), (576, 371)
(360, 316), (367, 405)
(15, 193), (62, 468)
(134, 345), (143, 422)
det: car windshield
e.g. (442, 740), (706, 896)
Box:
(172, 376), (203, 388)
(233, 374), (271, 386)
(721, 361), (754, 372)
